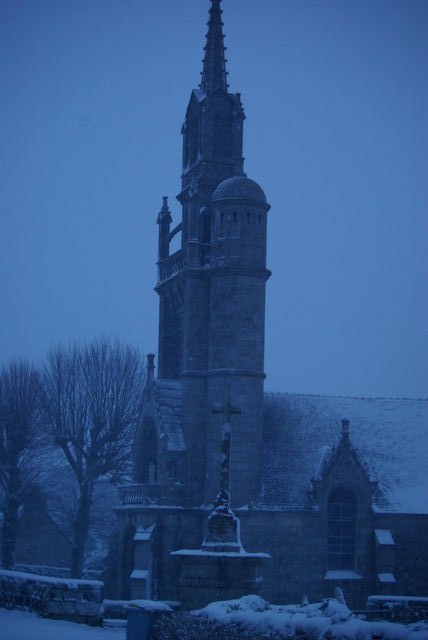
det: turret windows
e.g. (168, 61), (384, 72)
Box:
(218, 210), (225, 238)
(231, 211), (239, 238)
(214, 210), (241, 240)
(328, 487), (356, 570)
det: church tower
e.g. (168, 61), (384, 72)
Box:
(155, 0), (270, 507)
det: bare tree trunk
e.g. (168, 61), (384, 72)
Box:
(0, 360), (40, 570)
(70, 480), (92, 579)
(1, 471), (20, 570)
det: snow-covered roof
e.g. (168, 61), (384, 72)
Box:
(130, 569), (148, 580)
(155, 379), (185, 452)
(378, 573), (396, 583)
(375, 529), (395, 545)
(262, 393), (428, 514)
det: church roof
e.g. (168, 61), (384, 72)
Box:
(261, 393), (428, 514)
(155, 379), (185, 452)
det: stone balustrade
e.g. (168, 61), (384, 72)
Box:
(118, 483), (186, 506)
(158, 249), (187, 282)
(119, 484), (162, 505)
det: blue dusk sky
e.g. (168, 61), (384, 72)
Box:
(1, 0), (427, 397)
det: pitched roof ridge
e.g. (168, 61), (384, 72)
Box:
(265, 391), (428, 402)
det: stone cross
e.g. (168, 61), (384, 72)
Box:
(212, 388), (242, 496)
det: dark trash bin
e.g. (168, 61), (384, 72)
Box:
(125, 600), (173, 640)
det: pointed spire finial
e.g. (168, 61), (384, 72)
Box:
(157, 196), (172, 224)
(200, 0), (228, 94)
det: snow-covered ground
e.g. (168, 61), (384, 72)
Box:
(0, 609), (125, 640)
(2, 596), (428, 640)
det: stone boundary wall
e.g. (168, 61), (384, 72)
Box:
(0, 569), (103, 626)
(103, 598), (130, 619)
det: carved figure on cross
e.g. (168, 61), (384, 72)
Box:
(212, 387), (242, 497)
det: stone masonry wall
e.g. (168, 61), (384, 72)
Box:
(373, 513), (428, 596)
(118, 507), (428, 609)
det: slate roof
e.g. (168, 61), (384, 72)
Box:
(155, 379), (185, 452)
(261, 393), (428, 514)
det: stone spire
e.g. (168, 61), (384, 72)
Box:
(200, 0), (228, 94)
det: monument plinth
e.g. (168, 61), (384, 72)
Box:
(171, 490), (270, 609)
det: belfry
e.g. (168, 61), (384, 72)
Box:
(152, 0), (270, 509)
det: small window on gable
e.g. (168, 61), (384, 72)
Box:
(328, 486), (356, 571)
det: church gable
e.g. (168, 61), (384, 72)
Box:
(311, 419), (376, 502)
(184, 89), (205, 118)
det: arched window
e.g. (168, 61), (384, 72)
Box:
(328, 487), (356, 570)
(121, 526), (135, 599)
(135, 417), (157, 484)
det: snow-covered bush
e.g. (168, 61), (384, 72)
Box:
(153, 611), (282, 640)
(192, 595), (428, 640)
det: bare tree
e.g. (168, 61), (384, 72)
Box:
(42, 338), (145, 578)
(0, 360), (41, 569)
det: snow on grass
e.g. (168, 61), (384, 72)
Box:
(0, 608), (125, 640)
(194, 595), (428, 639)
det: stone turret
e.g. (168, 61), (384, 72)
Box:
(204, 173), (270, 506)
